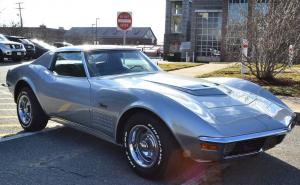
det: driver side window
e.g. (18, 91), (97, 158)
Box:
(53, 52), (86, 77)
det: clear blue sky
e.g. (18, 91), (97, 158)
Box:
(0, 0), (166, 43)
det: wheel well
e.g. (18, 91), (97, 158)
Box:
(14, 80), (31, 102)
(116, 108), (179, 146)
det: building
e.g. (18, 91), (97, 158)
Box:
(164, 0), (265, 62)
(0, 26), (66, 43)
(0, 26), (157, 46)
(64, 27), (157, 45)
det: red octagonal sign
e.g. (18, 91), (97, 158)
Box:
(117, 12), (132, 31)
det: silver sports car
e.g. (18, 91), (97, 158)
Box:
(5, 45), (297, 179)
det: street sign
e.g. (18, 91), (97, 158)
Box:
(117, 12), (132, 31)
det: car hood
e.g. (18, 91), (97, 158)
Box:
(112, 72), (246, 108)
(101, 72), (292, 136)
(0, 40), (22, 45)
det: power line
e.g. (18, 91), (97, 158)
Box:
(16, 2), (24, 27)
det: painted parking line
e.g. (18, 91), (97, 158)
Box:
(0, 116), (18, 119)
(0, 133), (11, 137)
(0, 123), (63, 142)
(0, 124), (20, 128)
(0, 98), (13, 100)
(0, 103), (15, 105)
(0, 91), (11, 95)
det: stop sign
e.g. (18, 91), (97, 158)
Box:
(117, 12), (132, 31)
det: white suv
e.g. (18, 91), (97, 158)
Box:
(0, 34), (26, 62)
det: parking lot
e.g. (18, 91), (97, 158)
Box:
(0, 61), (300, 185)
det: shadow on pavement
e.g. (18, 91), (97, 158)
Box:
(0, 61), (23, 66)
(0, 127), (299, 185)
(218, 153), (300, 185)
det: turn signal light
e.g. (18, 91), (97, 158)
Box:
(200, 143), (219, 151)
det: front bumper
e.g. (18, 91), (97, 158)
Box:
(25, 49), (35, 57)
(3, 50), (26, 60)
(187, 126), (295, 162)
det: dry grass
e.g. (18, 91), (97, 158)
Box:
(198, 64), (300, 97)
(159, 63), (202, 72)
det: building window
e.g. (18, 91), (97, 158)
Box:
(172, 1), (183, 15)
(171, 1), (183, 33)
(195, 12), (222, 57)
(172, 16), (182, 33)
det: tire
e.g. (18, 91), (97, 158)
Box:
(14, 57), (22, 62)
(17, 87), (48, 132)
(0, 50), (3, 62)
(123, 112), (183, 179)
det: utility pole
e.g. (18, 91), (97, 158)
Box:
(16, 2), (24, 27)
(95, 18), (100, 45)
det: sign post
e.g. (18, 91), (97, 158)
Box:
(241, 39), (249, 75)
(289, 45), (294, 67)
(117, 12), (132, 45)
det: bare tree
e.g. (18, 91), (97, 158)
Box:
(228, 0), (300, 80)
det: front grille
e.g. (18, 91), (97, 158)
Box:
(228, 138), (265, 156)
(14, 44), (21, 49)
(224, 135), (285, 158)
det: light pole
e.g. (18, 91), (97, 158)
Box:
(95, 18), (100, 45)
(92, 24), (95, 44)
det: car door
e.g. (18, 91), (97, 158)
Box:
(42, 51), (91, 125)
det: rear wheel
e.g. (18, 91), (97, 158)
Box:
(123, 112), (182, 179)
(17, 87), (48, 131)
(0, 50), (3, 62)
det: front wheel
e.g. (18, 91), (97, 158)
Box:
(17, 87), (48, 131)
(123, 112), (182, 179)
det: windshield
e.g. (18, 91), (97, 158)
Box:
(0, 35), (8, 42)
(20, 39), (33, 45)
(85, 50), (159, 77)
(31, 39), (56, 50)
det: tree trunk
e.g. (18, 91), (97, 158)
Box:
(221, 0), (229, 62)
(247, 0), (255, 50)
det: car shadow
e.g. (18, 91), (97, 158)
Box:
(194, 153), (300, 185)
(0, 60), (32, 66)
(0, 126), (299, 185)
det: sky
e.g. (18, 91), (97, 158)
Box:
(0, 0), (166, 43)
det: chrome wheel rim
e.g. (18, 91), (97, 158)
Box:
(18, 94), (32, 126)
(128, 125), (159, 168)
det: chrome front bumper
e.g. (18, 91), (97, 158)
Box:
(199, 128), (289, 144)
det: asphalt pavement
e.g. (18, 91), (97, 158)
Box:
(0, 61), (299, 185)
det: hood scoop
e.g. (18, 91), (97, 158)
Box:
(145, 80), (226, 96)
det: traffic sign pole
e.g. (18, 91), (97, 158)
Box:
(123, 31), (126, 45)
(117, 12), (132, 45)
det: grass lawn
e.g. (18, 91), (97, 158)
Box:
(159, 63), (202, 72)
(198, 64), (300, 97)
